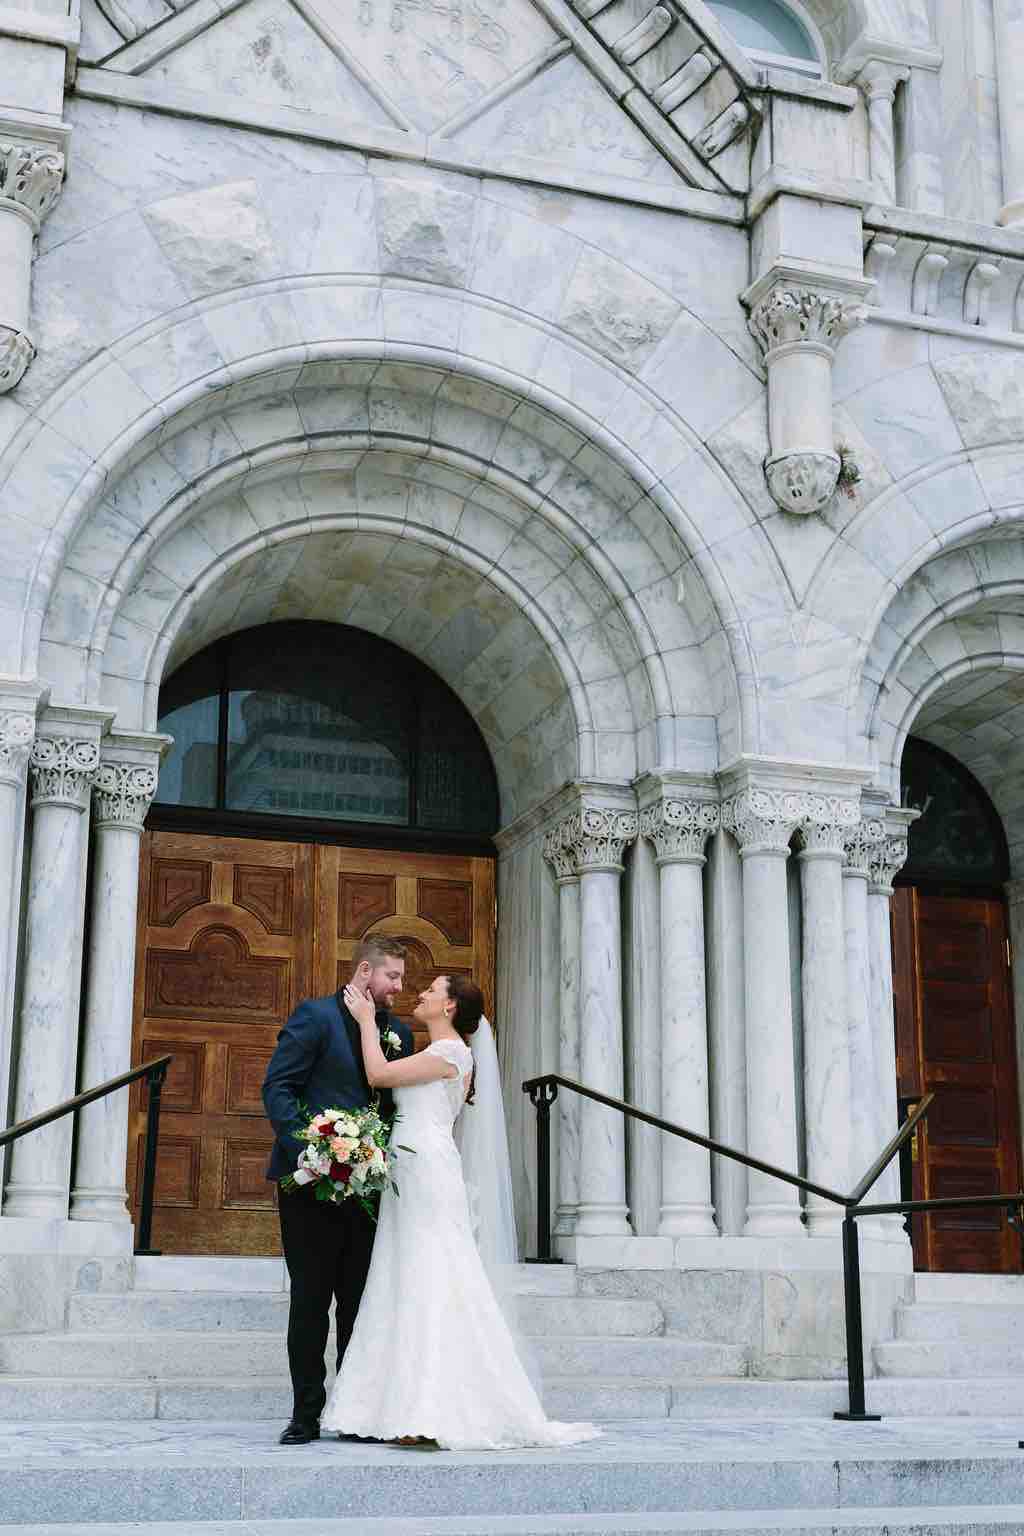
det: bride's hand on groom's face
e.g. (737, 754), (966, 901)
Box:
(343, 983), (377, 1028)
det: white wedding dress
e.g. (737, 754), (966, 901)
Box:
(321, 1037), (599, 1450)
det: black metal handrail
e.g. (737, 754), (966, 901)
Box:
(523, 1073), (939, 1423)
(0, 1055), (172, 1257)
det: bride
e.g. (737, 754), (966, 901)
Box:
(321, 973), (599, 1451)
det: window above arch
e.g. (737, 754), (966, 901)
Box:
(154, 622), (500, 843)
(900, 737), (1009, 887)
(707, 0), (823, 76)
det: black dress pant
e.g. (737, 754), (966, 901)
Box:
(278, 1186), (375, 1424)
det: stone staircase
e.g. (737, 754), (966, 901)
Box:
(5, 1264), (1024, 1532)
(4, 1259), (1024, 1425)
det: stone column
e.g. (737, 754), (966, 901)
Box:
(641, 791), (720, 1238)
(843, 816), (887, 1239)
(568, 802), (637, 1238)
(994, 0), (1024, 227)
(797, 798), (860, 1236)
(70, 735), (164, 1225)
(542, 821), (582, 1236)
(0, 693), (39, 1159)
(722, 787), (803, 1238)
(867, 815), (914, 1240)
(746, 282), (869, 516)
(0, 138), (65, 393)
(856, 60), (909, 205)
(2, 713), (107, 1220)
(623, 830), (661, 1237)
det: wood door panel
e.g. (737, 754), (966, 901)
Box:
(317, 846), (495, 1051)
(892, 888), (1022, 1273)
(129, 832), (314, 1256)
(130, 830), (496, 1255)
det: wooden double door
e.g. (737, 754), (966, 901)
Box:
(893, 888), (1022, 1272)
(128, 830), (495, 1255)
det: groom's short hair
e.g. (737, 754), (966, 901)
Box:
(353, 937), (407, 969)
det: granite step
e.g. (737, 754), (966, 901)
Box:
(0, 1331), (735, 1382)
(66, 1293), (664, 1339)
(2, 1419), (1024, 1525)
(911, 1274), (1024, 1304)
(895, 1301), (1024, 1341)
(874, 1339), (1024, 1377)
(6, 1513), (1024, 1535)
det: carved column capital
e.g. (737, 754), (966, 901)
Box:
(843, 815), (886, 877)
(0, 141), (66, 229)
(0, 328), (34, 393)
(92, 761), (159, 832)
(868, 833), (909, 896)
(747, 286), (868, 360)
(542, 821), (578, 884)
(794, 794), (861, 859)
(559, 803), (639, 875)
(855, 58), (909, 104)
(641, 796), (720, 865)
(721, 787), (800, 856)
(29, 736), (100, 812)
(0, 710), (35, 788)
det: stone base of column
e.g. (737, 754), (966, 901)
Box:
(805, 1206), (845, 1239)
(658, 1203), (718, 1238)
(744, 1203), (806, 1239)
(68, 1185), (132, 1224)
(1, 1183), (71, 1222)
(0, 1213), (134, 1257)
(553, 1203), (578, 1236)
(555, 1232), (674, 1267)
(998, 197), (1024, 228)
(573, 1202), (632, 1237)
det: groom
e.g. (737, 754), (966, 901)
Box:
(262, 937), (414, 1445)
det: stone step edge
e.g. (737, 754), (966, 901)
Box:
(5, 1510), (1024, 1536)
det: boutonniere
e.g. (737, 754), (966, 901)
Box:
(381, 1027), (403, 1058)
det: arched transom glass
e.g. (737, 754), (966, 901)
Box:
(155, 621), (500, 839)
(708, 0), (820, 68)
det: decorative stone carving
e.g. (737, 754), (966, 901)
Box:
(721, 787), (799, 855)
(868, 834), (909, 896)
(0, 711), (34, 786)
(695, 101), (750, 159)
(0, 327), (34, 392)
(764, 452), (842, 516)
(911, 248), (949, 316)
(0, 142), (65, 224)
(542, 821), (578, 883)
(795, 801), (860, 858)
(561, 804), (639, 874)
(641, 796), (720, 863)
(746, 282), (869, 517)
(653, 48), (714, 113)
(855, 59), (909, 205)
(843, 816), (886, 876)
(723, 787), (860, 856)
(92, 761), (159, 831)
(748, 288), (867, 356)
(0, 138), (66, 396)
(29, 736), (101, 811)
(964, 261), (1000, 327)
(614, 4), (673, 65)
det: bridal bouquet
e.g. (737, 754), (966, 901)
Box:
(280, 1104), (405, 1214)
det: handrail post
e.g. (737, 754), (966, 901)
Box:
(134, 1060), (168, 1258)
(834, 1213), (879, 1421)
(525, 1079), (561, 1264)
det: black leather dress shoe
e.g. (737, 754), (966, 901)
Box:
(279, 1420), (320, 1445)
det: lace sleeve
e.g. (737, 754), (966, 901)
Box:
(426, 1039), (472, 1078)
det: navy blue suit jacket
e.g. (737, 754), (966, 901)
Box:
(262, 992), (414, 1181)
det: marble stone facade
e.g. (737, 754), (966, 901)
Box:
(1, 0), (1024, 1372)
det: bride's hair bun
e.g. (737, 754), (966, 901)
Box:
(444, 975), (484, 1039)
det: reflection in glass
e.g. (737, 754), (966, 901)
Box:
(154, 621), (498, 838)
(901, 736), (1009, 885)
(226, 689), (409, 824)
(708, 0), (817, 61)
